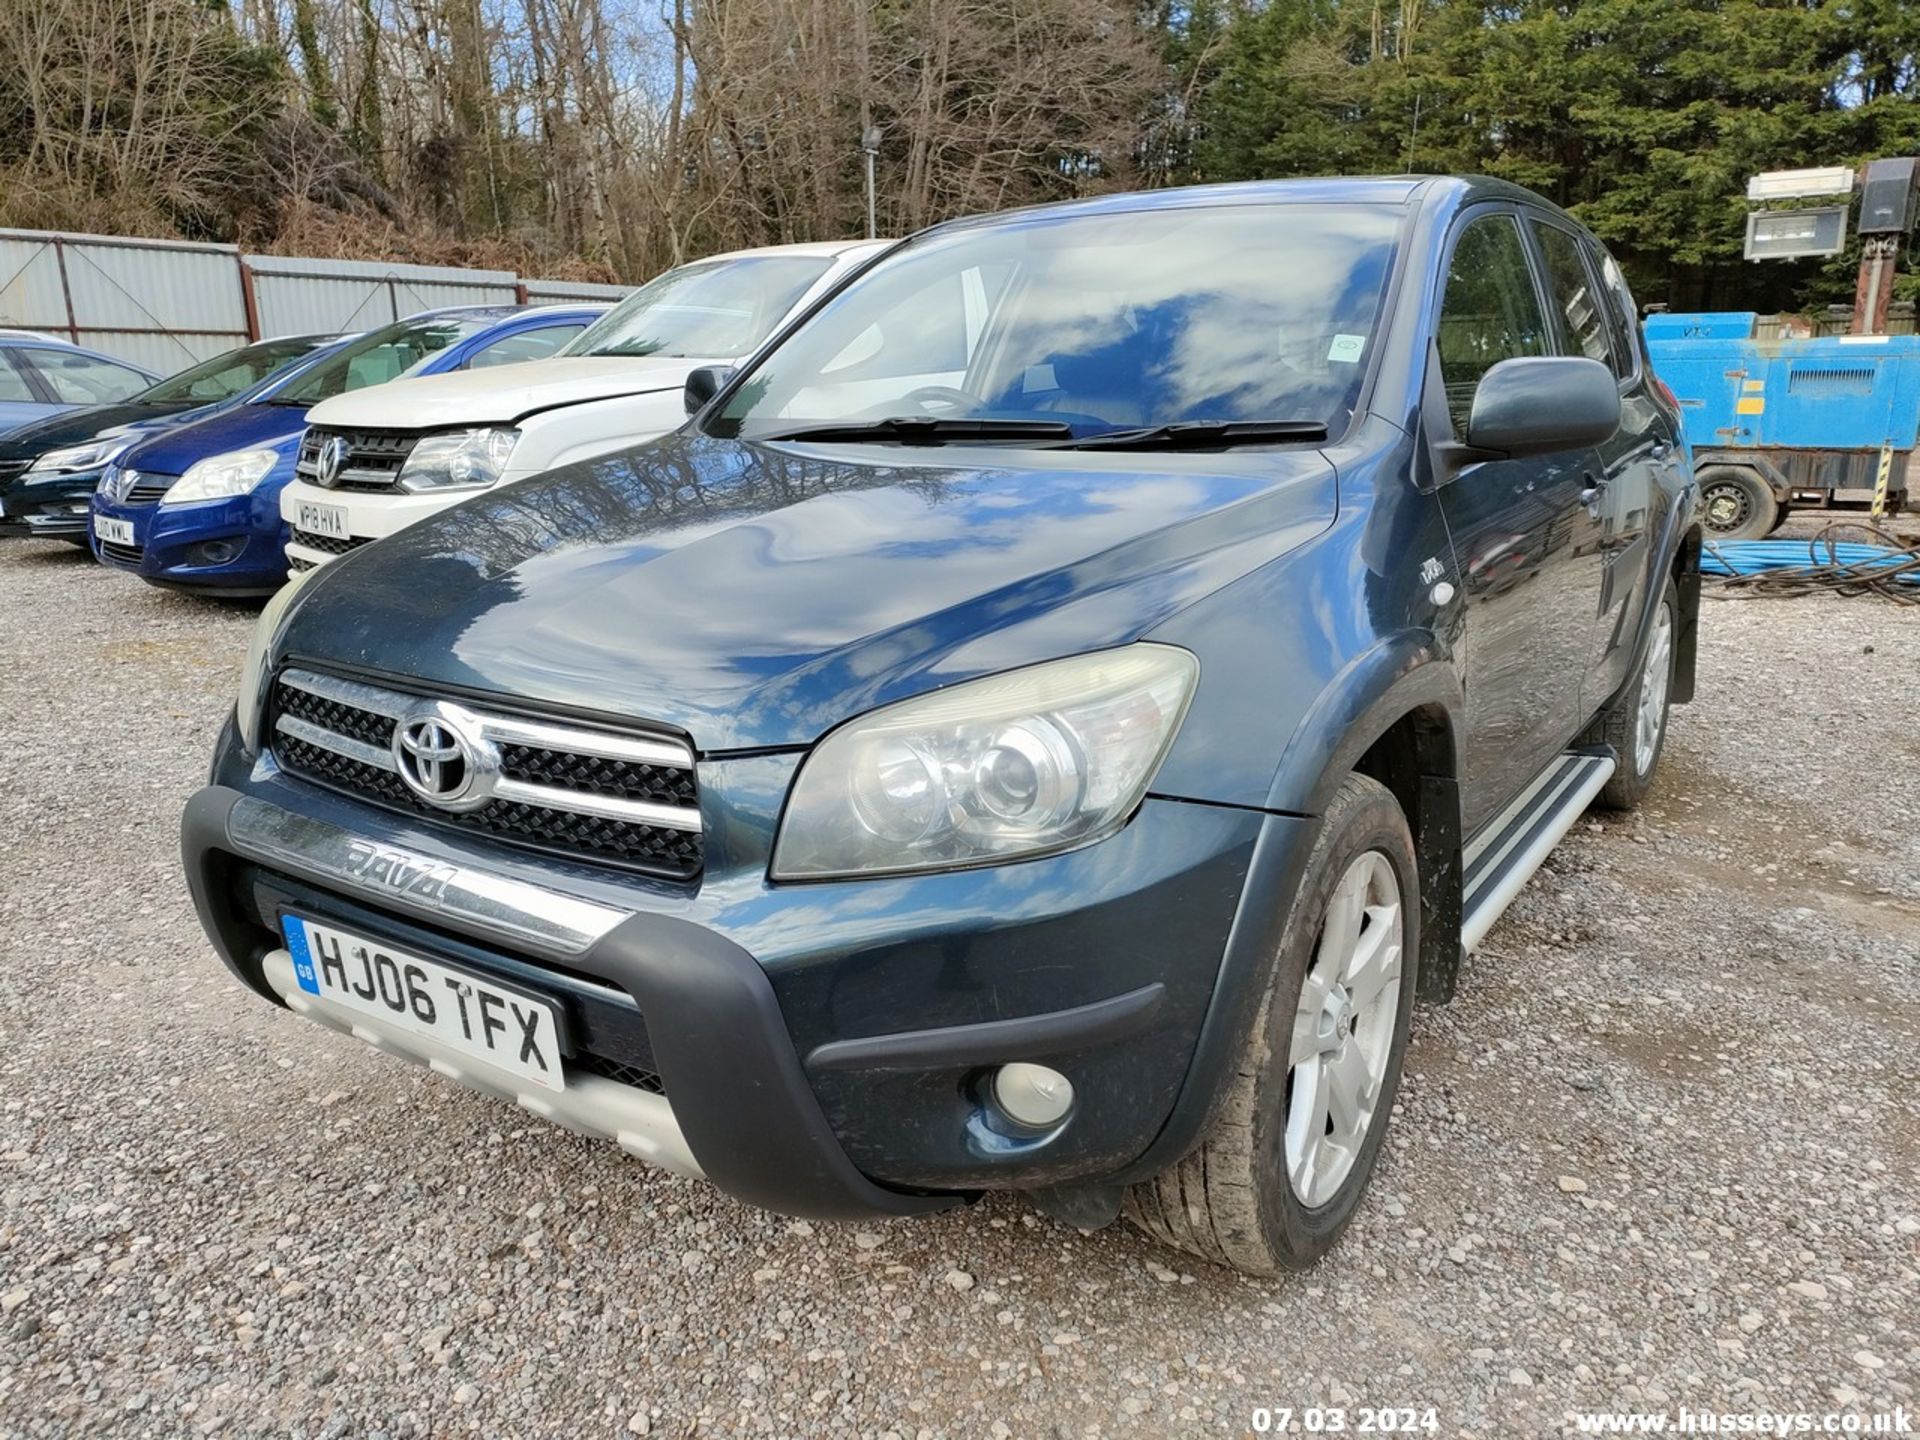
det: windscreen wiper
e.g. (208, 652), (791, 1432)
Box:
(758, 416), (1075, 445)
(1046, 420), (1329, 451)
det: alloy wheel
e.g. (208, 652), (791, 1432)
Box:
(1635, 600), (1673, 775)
(1285, 850), (1404, 1207)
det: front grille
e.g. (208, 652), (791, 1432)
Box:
(277, 680), (393, 747)
(288, 555), (317, 573)
(270, 668), (704, 880)
(495, 743), (698, 808)
(99, 539), (144, 565)
(572, 1052), (667, 1095)
(0, 458), (29, 483)
(126, 474), (175, 504)
(290, 527), (371, 556)
(296, 427), (422, 492)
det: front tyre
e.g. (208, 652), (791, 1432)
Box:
(1125, 773), (1418, 1274)
(1586, 575), (1678, 811)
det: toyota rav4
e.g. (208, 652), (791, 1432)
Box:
(183, 177), (1699, 1274)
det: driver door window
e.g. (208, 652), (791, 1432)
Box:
(1435, 215), (1550, 432)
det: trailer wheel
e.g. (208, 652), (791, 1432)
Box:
(1698, 466), (1777, 541)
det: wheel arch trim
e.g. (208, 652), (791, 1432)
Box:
(1115, 650), (1463, 1182)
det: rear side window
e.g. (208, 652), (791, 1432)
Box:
(1590, 245), (1642, 381)
(1531, 221), (1616, 370)
(1435, 215), (1550, 432)
(0, 350), (34, 402)
(28, 350), (150, 405)
(465, 324), (586, 369)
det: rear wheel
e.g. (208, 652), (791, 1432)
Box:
(1125, 773), (1418, 1274)
(1698, 466), (1777, 541)
(1586, 575), (1677, 811)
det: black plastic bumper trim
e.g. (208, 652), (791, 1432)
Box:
(806, 983), (1165, 1073)
(182, 784), (960, 1221)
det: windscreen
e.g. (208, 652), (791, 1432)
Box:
(270, 316), (498, 404)
(564, 256), (833, 360)
(709, 204), (1402, 442)
(139, 336), (333, 404)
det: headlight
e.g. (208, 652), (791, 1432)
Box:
(27, 438), (129, 475)
(396, 428), (518, 493)
(771, 644), (1198, 880)
(235, 567), (317, 752)
(165, 448), (278, 505)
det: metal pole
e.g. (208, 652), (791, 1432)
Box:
(1850, 236), (1897, 336)
(865, 150), (877, 240)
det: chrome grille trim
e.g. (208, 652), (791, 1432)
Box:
(296, 427), (421, 492)
(275, 712), (398, 771)
(489, 776), (699, 831)
(270, 666), (705, 874)
(281, 667), (414, 720)
(478, 710), (693, 771)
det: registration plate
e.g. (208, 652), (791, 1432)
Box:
(93, 515), (135, 545)
(281, 915), (565, 1091)
(297, 500), (350, 539)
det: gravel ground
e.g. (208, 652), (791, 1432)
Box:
(0, 537), (1915, 1439)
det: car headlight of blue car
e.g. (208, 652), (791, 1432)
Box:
(164, 448), (280, 504)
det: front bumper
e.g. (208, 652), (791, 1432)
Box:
(0, 470), (103, 537)
(91, 488), (290, 594)
(281, 479), (473, 572)
(183, 740), (1297, 1218)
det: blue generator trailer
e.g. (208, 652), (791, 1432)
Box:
(1645, 312), (1920, 538)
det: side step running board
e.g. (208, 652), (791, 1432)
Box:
(1459, 750), (1615, 952)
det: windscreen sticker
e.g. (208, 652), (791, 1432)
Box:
(1327, 334), (1367, 365)
(1022, 363), (1058, 393)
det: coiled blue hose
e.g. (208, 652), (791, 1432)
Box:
(1700, 527), (1920, 601)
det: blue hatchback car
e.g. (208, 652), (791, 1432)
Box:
(90, 304), (604, 595)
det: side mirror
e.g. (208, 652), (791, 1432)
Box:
(683, 365), (735, 416)
(1465, 356), (1620, 458)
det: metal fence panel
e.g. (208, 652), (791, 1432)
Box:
(0, 228), (629, 366)
(0, 229), (246, 371)
(524, 280), (629, 303)
(248, 256), (519, 338)
(0, 234), (73, 336)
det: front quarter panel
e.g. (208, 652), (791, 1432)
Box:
(1148, 419), (1461, 815)
(506, 390), (687, 479)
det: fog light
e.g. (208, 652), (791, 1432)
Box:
(188, 539), (240, 566)
(991, 1063), (1074, 1129)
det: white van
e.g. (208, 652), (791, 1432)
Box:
(280, 239), (887, 572)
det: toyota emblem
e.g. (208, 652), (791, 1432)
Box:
(392, 703), (493, 810)
(315, 434), (350, 488)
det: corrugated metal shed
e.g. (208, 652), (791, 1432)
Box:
(0, 227), (632, 373)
